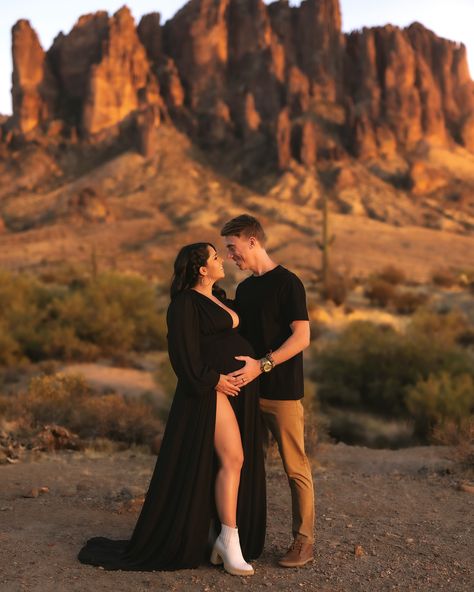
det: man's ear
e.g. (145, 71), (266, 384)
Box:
(249, 236), (256, 249)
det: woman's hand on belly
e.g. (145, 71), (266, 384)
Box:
(216, 374), (241, 397)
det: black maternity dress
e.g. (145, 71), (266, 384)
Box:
(78, 289), (266, 570)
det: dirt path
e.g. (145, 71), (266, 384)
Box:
(0, 444), (472, 591)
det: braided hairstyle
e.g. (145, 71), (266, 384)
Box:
(170, 242), (226, 301)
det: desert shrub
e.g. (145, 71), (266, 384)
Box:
(407, 308), (471, 346)
(323, 408), (414, 449)
(313, 319), (474, 418)
(78, 394), (161, 444)
(314, 322), (411, 415)
(457, 329), (474, 348)
(0, 271), (168, 364)
(0, 321), (21, 366)
(431, 267), (456, 288)
(50, 287), (136, 356)
(364, 278), (395, 307)
(39, 325), (100, 361)
(0, 271), (53, 362)
(0, 393), (14, 417)
(18, 373), (162, 445)
(432, 417), (474, 466)
(301, 379), (330, 454)
(391, 290), (428, 314)
(406, 372), (474, 440)
(376, 265), (406, 285)
(321, 271), (351, 306)
(21, 373), (92, 426)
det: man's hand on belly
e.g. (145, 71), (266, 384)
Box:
(227, 356), (262, 387)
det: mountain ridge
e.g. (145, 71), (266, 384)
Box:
(0, 0), (473, 279)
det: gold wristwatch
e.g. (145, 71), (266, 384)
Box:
(260, 351), (275, 373)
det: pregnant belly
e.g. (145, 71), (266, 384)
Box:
(201, 330), (255, 374)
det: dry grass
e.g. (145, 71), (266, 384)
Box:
(1, 373), (163, 448)
(432, 418), (474, 468)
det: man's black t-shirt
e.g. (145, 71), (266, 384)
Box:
(235, 265), (309, 400)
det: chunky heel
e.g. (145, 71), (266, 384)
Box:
(210, 525), (254, 576)
(210, 548), (223, 565)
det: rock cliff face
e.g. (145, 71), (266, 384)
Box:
(11, 20), (57, 133)
(345, 23), (474, 157)
(7, 0), (474, 166)
(82, 7), (164, 136)
(20, 7), (166, 137)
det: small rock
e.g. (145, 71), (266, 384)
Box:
(23, 488), (39, 498)
(354, 544), (365, 558)
(457, 481), (474, 494)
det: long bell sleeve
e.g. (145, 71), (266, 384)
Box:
(166, 291), (220, 396)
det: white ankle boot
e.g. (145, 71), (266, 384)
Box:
(210, 524), (254, 576)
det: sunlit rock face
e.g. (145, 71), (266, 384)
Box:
(344, 22), (474, 157)
(81, 7), (164, 136)
(12, 8), (165, 138)
(8, 0), (474, 164)
(11, 20), (57, 133)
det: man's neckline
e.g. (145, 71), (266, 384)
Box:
(251, 264), (281, 278)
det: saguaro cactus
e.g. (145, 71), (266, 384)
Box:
(316, 190), (335, 297)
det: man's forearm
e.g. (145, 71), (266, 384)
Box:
(270, 328), (310, 367)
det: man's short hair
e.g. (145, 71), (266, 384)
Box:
(220, 214), (266, 244)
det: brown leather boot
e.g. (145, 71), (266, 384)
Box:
(278, 539), (314, 567)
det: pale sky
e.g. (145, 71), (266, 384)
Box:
(1, 0), (473, 115)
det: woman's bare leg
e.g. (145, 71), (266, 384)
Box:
(214, 391), (244, 527)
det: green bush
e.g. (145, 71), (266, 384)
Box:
(323, 408), (414, 448)
(407, 308), (471, 346)
(0, 320), (21, 366)
(406, 372), (474, 440)
(313, 317), (474, 418)
(0, 271), (54, 361)
(0, 271), (168, 364)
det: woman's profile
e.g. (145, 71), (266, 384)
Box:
(78, 243), (266, 575)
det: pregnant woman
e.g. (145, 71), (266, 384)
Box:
(78, 243), (266, 576)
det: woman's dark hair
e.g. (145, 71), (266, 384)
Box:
(170, 242), (226, 300)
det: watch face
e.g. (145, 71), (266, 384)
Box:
(262, 360), (272, 372)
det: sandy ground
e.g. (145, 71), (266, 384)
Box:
(61, 364), (161, 399)
(1, 444), (473, 592)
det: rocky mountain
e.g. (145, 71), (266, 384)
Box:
(0, 0), (473, 279)
(6, 1), (473, 156)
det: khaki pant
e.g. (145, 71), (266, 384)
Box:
(260, 398), (315, 544)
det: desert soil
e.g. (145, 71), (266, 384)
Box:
(0, 444), (472, 592)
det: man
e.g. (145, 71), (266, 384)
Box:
(220, 214), (314, 568)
